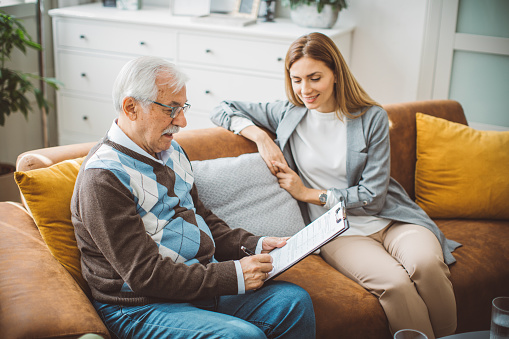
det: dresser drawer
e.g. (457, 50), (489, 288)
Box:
(183, 67), (286, 112)
(57, 95), (116, 144)
(54, 18), (177, 59)
(57, 52), (130, 95)
(178, 33), (287, 74)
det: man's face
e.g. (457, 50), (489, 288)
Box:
(131, 75), (188, 157)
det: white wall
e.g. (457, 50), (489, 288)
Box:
(0, 0), (435, 164)
(337, 0), (429, 105)
(277, 0), (430, 105)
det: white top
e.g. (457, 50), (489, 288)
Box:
(232, 112), (391, 237)
(289, 110), (347, 222)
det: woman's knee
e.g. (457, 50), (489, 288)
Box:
(408, 254), (450, 282)
(377, 270), (416, 299)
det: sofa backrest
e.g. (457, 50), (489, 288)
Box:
(384, 100), (466, 199)
(16, 100), (466, 202)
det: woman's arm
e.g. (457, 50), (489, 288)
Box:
(210, 100), (292, 134)
(239, 125), (287, 175)
(211, 100), (292, 175)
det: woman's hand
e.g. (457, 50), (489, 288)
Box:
(273, 161), (327, 205)
(257, 139), (288, 176)
(272, 161), (309, 201)
(239, 125), (288, 176)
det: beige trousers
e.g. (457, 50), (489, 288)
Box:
(321, 222), (457, 339)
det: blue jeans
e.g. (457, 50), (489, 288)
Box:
(92, 281), (315, 339)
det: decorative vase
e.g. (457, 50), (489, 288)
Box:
(290, 4), (340, 29)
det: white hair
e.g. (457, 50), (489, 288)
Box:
(112, 56), (189, 114)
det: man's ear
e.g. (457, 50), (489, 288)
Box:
(122, 97), (138, 121)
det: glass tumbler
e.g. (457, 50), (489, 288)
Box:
(394, 329), (428, 339)
(491, 297), (509, 339)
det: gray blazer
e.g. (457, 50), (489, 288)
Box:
(211, 100), (461, 265)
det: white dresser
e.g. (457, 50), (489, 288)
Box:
(49, 3), (354, 145)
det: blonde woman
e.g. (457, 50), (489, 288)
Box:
(211, 32), (460, 339)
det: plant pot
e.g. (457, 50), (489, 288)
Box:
(0, 163), (21, 203)
(290, 4), (340, 29)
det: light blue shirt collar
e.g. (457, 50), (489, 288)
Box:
(107, 119), (173, 164)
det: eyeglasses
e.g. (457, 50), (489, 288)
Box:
(147, 100), (191, 119)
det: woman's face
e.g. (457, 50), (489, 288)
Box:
(289, 56), (336, 113)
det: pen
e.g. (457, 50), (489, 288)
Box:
(241, 245), (255, 256)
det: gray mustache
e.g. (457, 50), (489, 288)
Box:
(162, 126), (180, 135)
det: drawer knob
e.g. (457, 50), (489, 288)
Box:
(82, 116), (88, 121)
(79, 35), (86, 39)
(205, 90), (211, 94)
(205, 49), (212, 54)
(81, 73), (87, 77)
(277, 57), (283, 62)
(139, 41), (146, 45)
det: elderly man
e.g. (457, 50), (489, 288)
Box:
(71, 56), (315, 338)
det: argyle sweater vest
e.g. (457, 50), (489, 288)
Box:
(71, 137), (251, 305)
(85, 139), (218, 270)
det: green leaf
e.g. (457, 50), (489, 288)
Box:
(0, 11), (60, 125)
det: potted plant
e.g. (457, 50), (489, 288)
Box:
(0, 10), (60, 126)
(281, 0), (348, 29)
(0, 10), (60, 202)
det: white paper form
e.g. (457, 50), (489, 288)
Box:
(267, 200), (349, 280)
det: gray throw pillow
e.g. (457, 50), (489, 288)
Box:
(191, 153), (306, 237)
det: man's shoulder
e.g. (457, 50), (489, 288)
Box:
(84, 143), (125, 172)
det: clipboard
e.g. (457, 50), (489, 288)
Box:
(266, 199), (349, 280)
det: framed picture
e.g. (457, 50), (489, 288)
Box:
(232, 0), (261, 19)
(172, 0), (210, 16)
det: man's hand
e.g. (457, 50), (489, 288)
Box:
(239, 237), (289, 290)
(239, 254), (273, 291)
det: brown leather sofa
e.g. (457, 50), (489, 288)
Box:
(1, 100), (508, 338)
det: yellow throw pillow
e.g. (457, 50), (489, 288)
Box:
(415, 113), (509, 219)
(14, 157), (90, 294)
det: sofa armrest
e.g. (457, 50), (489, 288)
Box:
(0, 202), (109, 339)
(16, 142), (97, 172)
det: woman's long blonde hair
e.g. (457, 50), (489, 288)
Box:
(284, 32), (379, 119)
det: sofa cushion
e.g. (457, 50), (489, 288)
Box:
(415, 113), (509, 219)
(0, 202), (109, 338)
(14, 157), (89, 294)
(436, 218), (509, 333)
(192, 152), (306, 236)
